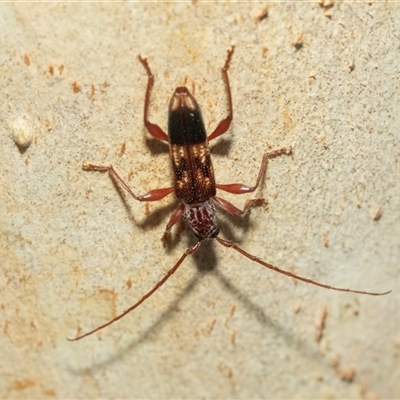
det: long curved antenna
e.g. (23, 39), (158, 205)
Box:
(216, 237), (391, 296)
(68, 242), (202, 341)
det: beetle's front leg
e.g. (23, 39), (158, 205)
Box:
(208, 46), (235, 141)
(138, 55), (169, 142)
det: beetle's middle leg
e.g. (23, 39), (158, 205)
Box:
(214, 146), (292, 214)
(83, 162), (174, 202)
(216, 147), (292, 195)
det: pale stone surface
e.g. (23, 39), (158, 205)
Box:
(1, 2), (399, 398)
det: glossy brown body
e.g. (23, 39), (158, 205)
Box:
(168, 87), (216, 204)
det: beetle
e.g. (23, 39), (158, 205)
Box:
(69, 47), (390, 341)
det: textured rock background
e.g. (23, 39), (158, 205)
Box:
(1, 2), (399, 398)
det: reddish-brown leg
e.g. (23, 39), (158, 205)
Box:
(208, 46), (235, 142)
(83, 162), (174, 202)
(212, 196), (243, 215)
(68, 241), (202, 341)
(213, 196), (265, 216)
(162, 203), (185, 245)
(165, 203), (185, 231)
(215, 237), (391, 296)
(138, 55), (169, 142)
(216, 147), (292, 195)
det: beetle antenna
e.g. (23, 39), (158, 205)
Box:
(68, 242), (201, 341)
(216, 237), (391, 296)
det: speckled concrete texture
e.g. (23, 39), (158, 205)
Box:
(1, 2), (399, 398)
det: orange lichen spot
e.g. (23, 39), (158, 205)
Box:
(58, 64), (64, 74)
(144, 202), (150, 217)
(127, 168), (134, 181)
(23, 53), (31, 66)
(338, 366), (356, 382)
(42, 388), (56, 397)
(9, 379), (35, 391)
(3, 319), (8, 334)
(206, 316), (216, 334)
(315, 306), (327, 342)
(292, 31), (304, 50)
(255, 5), (269, 22)
(224, 303), (236, 326)
(319, 0), (334, 9)
(49, 65), (54, 75)
(329, 354), (340, 368)
(373, 205), (383, 221)
(308, 72), (316, 85)
(230, 304), (236, 317)
(126, 277), (132, 289)
(219, 363), (234, 380)
(90, 83), (95, 99)
(118, 141), (126, 157)
(315, 373), (324, 381)
(293, 302), (302, 313)
(72, 81), (81, 93)
(230, 330), (236, 346)
(283, 107), (294, 132)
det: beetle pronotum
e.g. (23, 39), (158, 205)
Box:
(69, 47), (390, 341)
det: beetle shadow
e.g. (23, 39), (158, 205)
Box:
(104, 171), (176, 228)
(102, 174), (189, 258)
(67, 237), (325, 376)
(144, 136), (169, 155)
(67, 271), (201, 375)
(143, 133), (232, 157)
(209, 137), (232, 157)
(216, 200), (269, 244)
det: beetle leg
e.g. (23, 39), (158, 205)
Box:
(162, 203), (185, 245)
(208, 46), (235, 141)
(83, 162), (174, 201)
(213, 196), (265, 216)
(138, 55), (169, 142)
(216, 147), (292, 194)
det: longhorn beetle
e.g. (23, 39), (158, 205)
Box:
(69, 47), (390, 341)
